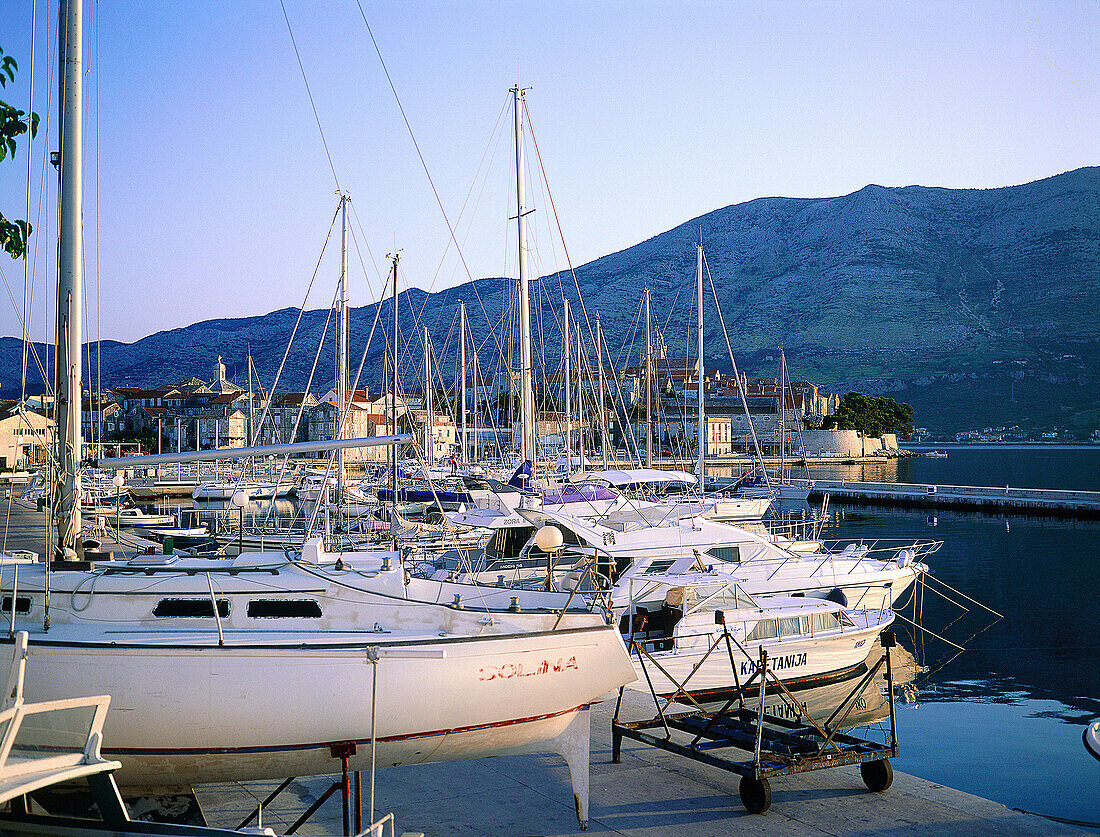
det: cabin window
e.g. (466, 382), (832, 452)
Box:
(799, 616), (812, 634)
(153, 598), (230, 618)
(778, 616), (802, 637)
(1, 596), (31, 614)
(811, 612), (842, 633)
(706, 546), (740, 564)
(747, 618), (778, 641)
(642, 559), (675, 575)
(248, 599), (322, 618)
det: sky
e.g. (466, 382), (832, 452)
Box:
(0, 0), (1096, 345)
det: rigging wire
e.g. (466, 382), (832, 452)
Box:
(278, 0), (340, 190)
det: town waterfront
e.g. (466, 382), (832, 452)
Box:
(819, 445), (1100, 824)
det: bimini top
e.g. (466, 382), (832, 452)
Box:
(572, 468), (698, 490)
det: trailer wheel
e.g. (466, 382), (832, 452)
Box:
(860, 758), (893, 792)
(739, 776), (772, 813)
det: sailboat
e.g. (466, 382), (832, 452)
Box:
(1, 11), (632, 827)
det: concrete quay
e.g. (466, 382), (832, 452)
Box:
(796, 479), (1100, 519)
(194, 687), (1086, 837)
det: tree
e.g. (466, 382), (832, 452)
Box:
(823, 392), (914, 439)
(0, 46), (39, 259)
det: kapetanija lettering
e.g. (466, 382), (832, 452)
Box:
(739, 652), (808, 677)
(478, 656), (579, 682)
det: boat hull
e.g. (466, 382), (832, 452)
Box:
(10, 625), (633, 788)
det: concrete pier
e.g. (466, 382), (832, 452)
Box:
(194, 687), (1088, 836)
(796, 479), (1100, 519)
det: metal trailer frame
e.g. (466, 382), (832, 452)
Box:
(611, 624), (900, 814)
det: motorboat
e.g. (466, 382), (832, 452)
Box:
(430, 505), (936, 611)
(617, 571), (895, 703)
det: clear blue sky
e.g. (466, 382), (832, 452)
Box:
(0, 0), (1096, 344)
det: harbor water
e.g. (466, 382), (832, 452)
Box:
(814, 445), (1100, 824)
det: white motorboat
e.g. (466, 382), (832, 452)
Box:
(433, 505), (935, 611)
(618, 571), (895, 703)
(925, 450), (948, 459)
(107, 507), (176, 527)
(191, 481), (296, 502)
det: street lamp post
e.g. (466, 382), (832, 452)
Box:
(231, 490), (249, 556)
(111, 473), (124, 538)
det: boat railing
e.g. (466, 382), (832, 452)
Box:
(0, 633), (117, 799)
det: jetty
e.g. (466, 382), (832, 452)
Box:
(796, 479), (1100, 519)
(193, 686), (1086, 836)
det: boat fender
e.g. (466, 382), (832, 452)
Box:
(825, 588), (848, 607)
(896, 549), (915, 568)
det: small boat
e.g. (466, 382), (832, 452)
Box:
(618, 571), (895, 703)
(107, 507), (176, 527)
(1085, 721), (1100, 762)
(925, 450), (948, 459)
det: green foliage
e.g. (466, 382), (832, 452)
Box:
(823, 392), (914, 438)
(1, 46), (39, 259)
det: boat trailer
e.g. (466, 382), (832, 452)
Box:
(612, 627), (900, 813)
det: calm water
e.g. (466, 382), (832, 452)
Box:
(815, 446), (1100, 823)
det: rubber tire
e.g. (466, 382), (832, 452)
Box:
(739, 776), (772, 814)
(860, 758), (894, 792)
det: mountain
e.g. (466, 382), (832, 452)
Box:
(2, 167), (1098, 437)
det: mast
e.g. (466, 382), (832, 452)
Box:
(512, 85), (536, 467)
(696, 245), (705, 482)
(55, 0), (84, 559)
(459, 301), (467, 465)
(563, 299), (571, 476)
(778, 349), (786, 476)
(596, 313), (608, 468)
(335, 194), (349, 510)
(644, 286), (652, 468)
(388, 251), (400, 547)
(576, 325), (584, 468)
(424, 327), (433, 468)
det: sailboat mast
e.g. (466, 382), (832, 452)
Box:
(459, 301), (467, 465)
(779, 348), (786, 475)
(389, 251), (400, 546)
(335, 195), (349, 508)
(644, 286), (652, 468)
(563, 299), (571, 476)
(696, 245), (705, 482)
(424, 327), (433, 468)
(597, 313), (608, 468)
(576, 325), (584, 467)
(55, 0), (84, 559)
(512, 85), (536, 467)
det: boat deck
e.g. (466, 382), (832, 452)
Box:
(194, 687), (1086, 836)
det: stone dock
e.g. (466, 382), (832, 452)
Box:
(794, 479), (1100, 519)
(194, 688), (1088, 836)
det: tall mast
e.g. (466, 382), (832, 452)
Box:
(335, 194), (349, 509)
(424, 327), (433, 468)
(576, 325), (584, 468)
(644, 286), (653, 468)
(596, 313), (608, 468)
(55, 0), (84, 559)
(512, 85), (536, 466)
(459, 301), (467, 465)
(563, 299), (571, 476)
(389, 251), (400, 546)
(778, 349), (786, 475)
(696, 245), (705, 482)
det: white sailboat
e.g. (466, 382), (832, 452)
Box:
(4, 15), (634, 827)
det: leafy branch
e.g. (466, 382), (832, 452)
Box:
(0, 46), (40, 259)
